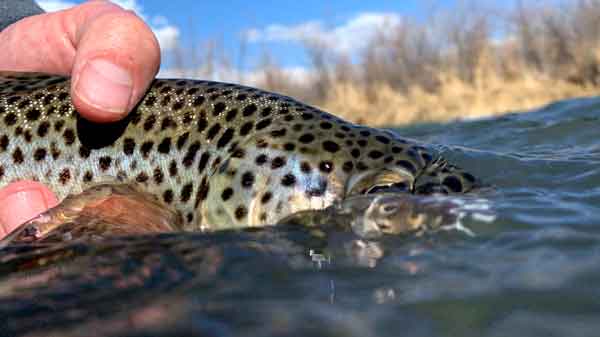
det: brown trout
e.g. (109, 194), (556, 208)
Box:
(0, 71), (480, 237)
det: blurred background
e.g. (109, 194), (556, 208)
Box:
(39, 0), (600, 125)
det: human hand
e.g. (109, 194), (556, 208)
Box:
(0, 0), (161, 237)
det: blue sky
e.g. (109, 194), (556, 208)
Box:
(38, 0), (526, 75)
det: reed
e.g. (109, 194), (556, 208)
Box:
(169, 0), (600, 126)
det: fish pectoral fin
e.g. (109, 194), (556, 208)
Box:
(0, 183), (182, 247)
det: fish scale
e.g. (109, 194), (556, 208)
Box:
(0, 71), (480, 231)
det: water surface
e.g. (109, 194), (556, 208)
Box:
(1, 97), (600, 337)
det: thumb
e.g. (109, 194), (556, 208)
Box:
(69, 1), (161, 122)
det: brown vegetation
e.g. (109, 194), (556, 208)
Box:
(170, 1), (600, 126)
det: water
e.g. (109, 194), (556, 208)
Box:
(1, 97), (600, 337)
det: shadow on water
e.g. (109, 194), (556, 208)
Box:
(2, 96), (600, 336)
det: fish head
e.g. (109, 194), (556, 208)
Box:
(200, 116), (477, 229)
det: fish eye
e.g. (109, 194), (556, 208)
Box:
(347, 169), (414, 197)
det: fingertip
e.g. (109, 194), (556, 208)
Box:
(0, 181), (58, 237)
(70, 7), (160, 123)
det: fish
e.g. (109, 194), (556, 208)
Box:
(0, 71), (480, 237)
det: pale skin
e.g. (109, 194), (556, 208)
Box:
(0, 0), (161, 237)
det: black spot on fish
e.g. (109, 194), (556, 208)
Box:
(163, 189), (174, 204)
(242, 103), (257, 116)
(261, 192), (272, 204)
(255, 118), (272, 130)
(172, 101), (184, 111)
(161, 117), (176, 130)
(50, 142), (60, 159)
(34, 148), (46, 161)
(54, 120), (64, 132)
(255, 154), (268, 166)
(176, 132), (189, 150)
(196, 177), (210, 203)
(83, 171), (93, 182)
(322, 141), (340, 153)
(301, 113), (314, 120)
(283, 143), (295, 151)
(217, 128), (234, 148)
(136, 172), (149, 183)
(4, 113), (17, 126)
(180, 183), (193, 202)
(26, 108), (41, 121)
(37, 121), (50, 137)
(299, 133), (315, 144)
(99, 156), (112, 171)
(260, 107), (272, 117)
(342, 161), (354, 173)
(123, 138), (135, 155)
(225, 108), (238, 122)
(24, 130), (32, 143)
(270, 128), (286, 138)
(144, 95), (156, 107)
(213, 102), (226, 116)
(153, 167), (164, 184)
(300, 162), (311, 174)
(12, 147), (23, 164)
(197, 114), (208, 133)
(271, 156), (286, 169)
(281, 173), (296, 187)
(192, 95), (205, 107)
(235, 206), (247, 220)
(221, 187), (233, 201)
(368, 150), (384, 159)
(241, 171), (255, 188)
(206, 123), (221, 140)
(17, 99), (31, 109)
(231, 148), (245, 158)
(182, 141), (200, 167)
(141, 141), (153, 159)
(43, 93), (55, 105)
(239, 121), (254, 136)
(198, 152), (210, 173)
(0, 135), (8, 151)
(158, 137), (171, 154)
(58, 168), (71, 185)
(79, 146), (90, 158)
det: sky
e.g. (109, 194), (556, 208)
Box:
(37, 0), (524, 78)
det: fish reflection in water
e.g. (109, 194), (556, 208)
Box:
(2, 182), (493, 249)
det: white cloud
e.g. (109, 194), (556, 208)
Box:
(37, 0), (75, 12)
(245, 12), (402, 54)
(37, 0), (180, 51)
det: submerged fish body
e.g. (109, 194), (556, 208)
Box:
(0, 72), (479, 232)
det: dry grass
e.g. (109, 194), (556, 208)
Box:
(171, 0), (600, 126)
